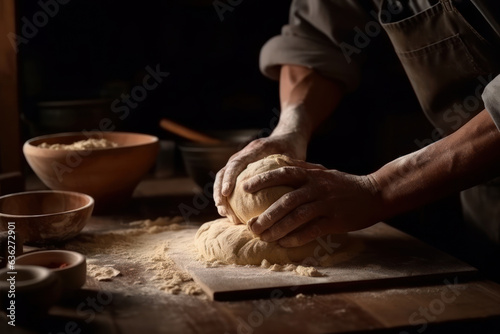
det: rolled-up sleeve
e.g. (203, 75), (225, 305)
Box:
(259, 0), (370, 92)
(483, 74), (500, 131)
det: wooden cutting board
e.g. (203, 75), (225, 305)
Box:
(168, 222), (478, 301)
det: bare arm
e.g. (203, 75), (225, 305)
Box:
(274, 64), (344, 142)
(371, 109), (500, 219)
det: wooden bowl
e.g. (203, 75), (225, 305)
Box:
(16, 250), (87, 291)
(23, 131), (159, 211)
(0, 190), (94, 244)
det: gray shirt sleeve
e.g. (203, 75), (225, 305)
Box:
(483, 74), (500, 131)
(259, 0), (370, 92)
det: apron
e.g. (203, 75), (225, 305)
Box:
(380, 0), (499, 135)
(379, 0), (500, 244)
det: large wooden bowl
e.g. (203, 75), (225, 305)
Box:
(0, 190), (94, 243)
(23, 132), (159, 211)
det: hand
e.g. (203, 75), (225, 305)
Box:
(244, 162), (383, 247)
(213, 132), (308, 224)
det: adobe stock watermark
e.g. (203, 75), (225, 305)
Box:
(227, 234), (341, 334)
(5, 222), (17, 327)
(178, 107), (280, 222)
(8, 0), (72, 53)
(178, 171), (217, 222)
(51, 64), (169, 182)
(110, 64), (170, 121)
(399, 276), (466, 334)
(413, 74), (494, 149)
(213, 0), (245, 22)
(340, 2), (403, 64)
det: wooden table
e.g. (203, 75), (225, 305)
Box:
(2, 175), (500, 333)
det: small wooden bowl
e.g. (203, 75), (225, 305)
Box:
(23, 131), (159, 211)
(16, 250), (87, 291)
(0, 265), (62, 323)
(0, 190), (94, 244)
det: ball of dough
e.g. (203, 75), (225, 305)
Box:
(195, 218), (354, 266)
(228, 154), (294, 224)
(195, 218), (320, 265)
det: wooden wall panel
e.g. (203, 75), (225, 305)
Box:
(0, 0), (23, 194)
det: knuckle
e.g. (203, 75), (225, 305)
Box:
(282, 166), (308, 182)
(292, 206), (312, 222)
(261, 171), (276, 183)
(225, 160), (239, 172)
(279, 192), (296, 208)
(261, 211), (274, 224)
(269, 225), (286, 240)
(301, 228), (321, 245)
(280, 166), (297, 177)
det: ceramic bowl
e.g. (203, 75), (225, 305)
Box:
(0, 265), (62, 323)
(16, 250), (86, 291)
(0, 190), (94, 244)
(23, 131), (159, 211)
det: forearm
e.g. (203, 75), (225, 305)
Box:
(370, 110), (500, 219)
(272, 64), (344, 142)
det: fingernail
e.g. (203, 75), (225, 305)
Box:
(242, 181), (251, 192)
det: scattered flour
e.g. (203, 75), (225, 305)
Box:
(38, 138), (118, 150)
(66, 215), (328, 301)
(128, 216), (185, 234)
(65, 216), (204, 297)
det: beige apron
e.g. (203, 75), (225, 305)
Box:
(379, 0), (500, 243)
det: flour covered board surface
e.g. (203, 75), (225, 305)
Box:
(168, 222), (477, 301)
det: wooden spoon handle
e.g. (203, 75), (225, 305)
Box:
(159, 118), (222, 144)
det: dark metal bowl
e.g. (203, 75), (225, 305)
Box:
(179, 129), (260, 189)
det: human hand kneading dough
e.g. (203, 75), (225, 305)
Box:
(244, 159), (383, 248)
(214, 131), (308, 224)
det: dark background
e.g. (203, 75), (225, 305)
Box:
(19, 0), (289, 138)
(17, 0), (434, 173)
